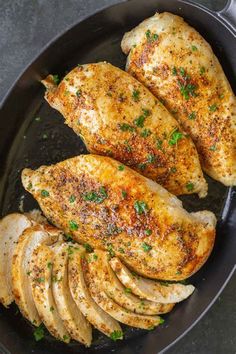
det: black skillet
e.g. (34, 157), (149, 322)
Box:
(0, 0), (235, 353)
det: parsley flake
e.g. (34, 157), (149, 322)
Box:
(141, 128), (152, 138)
(69, 195), (76, 203)
(110, 330), (123, 341)
(33, 324), (45, 341)
(41, 189), (49, 197)
(132, 89), (140, 102)
(119, 123), (135, 132)
(209, 104), (217, 112)
(186, 182), (194, 191)
(188, 112), (196, 120)
(52, 74), (60, 85)
(168, 129), (183, 145)
(118, 165), (125, 171)
(134, 200), (148, 214)
(83, 186), (108, 204)
(69, 220), (78, 231)
(142, 242), (152, 252)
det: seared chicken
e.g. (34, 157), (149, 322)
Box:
(122, 12), (236, 186)
(22, 154), (216, 281)
(12, 224), (60, 325)
(0, 213), (32, 306)
(84, 254), (162, 329)
(110, 257), (195, 304)
(51, 243), (92, 346)
(42, 62), (207, 197)
(86, 250), (174, 314)
(68, 246), (122, 338)
(30, 244), (70, 342)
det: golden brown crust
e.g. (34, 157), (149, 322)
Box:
(122, 12), (236, 186)
(42, 62), (207, 197)
(22, 154), (216, 281)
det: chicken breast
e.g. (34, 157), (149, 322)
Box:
(0, 213), (32, 307)
(87, 250), (174, 314)
(30, 244), (70, 342)
(84, 254), (162, 329)
(12, 224), (60, 325)
(68, 246), (122, 338)
(51, 243), (92, 346)
(22, 154), (216, 281)
(122, 12), (236, 186)
(110, 257), (195, 304)
(42, 62), (207, 197)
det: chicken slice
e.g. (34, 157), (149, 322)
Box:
(51, 243), (92, 346)
(88, 250), (174, 314)
(11, 224), (61, 325)
(68, 246), (122, 338)
(42, 62), (207, 197)
(122, 12), (236, 186)
(22, 154), (216, 281)
(110, 257), (195, 304)
(0, 213), (32, 307)
(84, 254), (162, 329)
(30, 244), (70, 342)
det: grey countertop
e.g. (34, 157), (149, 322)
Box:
(0, 0), (235, 353)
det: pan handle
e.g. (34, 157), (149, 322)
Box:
(217, 0), (236, 34)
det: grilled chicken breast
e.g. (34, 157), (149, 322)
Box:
(51, 243), (92, 346)
(30, 244), (70, 342)
(42, 62), (207, 197)
(122, 12), (236, 186)
(0, 213), (32, 306)
(84, 254), (162, 329)
(110, 257), (195, 304)
(22, 154), (216, 281)
(86, 250), (174, 314)
(12, 224), (60, 325)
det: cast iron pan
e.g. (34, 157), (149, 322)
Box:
(0, 0), (235, 353)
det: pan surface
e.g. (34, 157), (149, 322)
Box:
(0, 0), (235, 353)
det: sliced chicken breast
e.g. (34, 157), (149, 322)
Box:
(22, 154), (216, 281)
(68, 246), (122, 338)
(11, 224), (61, 325)
(51, 243), (92, 346)
(84, 254), (162, 329)
(0, 213), (32, 307)
(110, 257), (195, 303)
(30, 244), (70, 342)
(88, 250), (174, 314)
(122, 12), (236, 186)
(42, 62), (207, 197)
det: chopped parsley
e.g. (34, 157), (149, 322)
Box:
(142, 242), (152, 252)
(159, 317), (165, 324)
(52, 74), (60, 85)
(47, 262), (52, 269)
(41, 189), (49, 197)
(188, 112), (196, 120)
(69, 220), (79, 231)
(200, 66), (205, 75)
(145, 29), (159, 42)
(35, 277), (45, 283)
(172, 67), (177, 75)
(138, 163), (146, 171)
(83, 243), (93, 252)
(118, 165), (125, 171)
(93, 254), (98, 261)
(179, 67), (186, 77)
(178, 81), (197, 100)
(168, 129), (183, 145)
(134, 114), (145, 128)
(33, 324), (45, 341)
(64, 233), (74, 242)
(63, 335), (70, 342)
(134, 200), (149, 214)
(107, 244), (115, 257)
(76, 89), (82, 97)
(141, 128), (152, 138)
(119, 123), (135, 132)
(49, 306), (54, 312)
(118, 247), (125, 253)
(67, 245), (74, 255)
(132, 89), (140, 102)
(191, 45), (198, 51)
(124, 287), (132, 293)
(83, 186), (108, 204)
(147, 154), (155, 163)
(69, 195), (76, 203)
(110, 330), (123, 341)
(209, 144), (216, 151)
(124, 140), (132, 152)
(142, 108), (151, 117)
(156, 138), (163, 150)
(121, 190), (127, 199)
(145, 229), (152, 236)
(186, 182), (194, 191)
(209, 104), (217, 112)
(170, 167), (177, 173)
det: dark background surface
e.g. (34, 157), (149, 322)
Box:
(0, 0), (235, 353)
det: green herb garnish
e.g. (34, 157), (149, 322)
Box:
(110, 330), (123, 341)
(186, 182), (194, 191)
(188, 112), (196, 120)
(134, 200), (148, 214)
(33, 324), (45, 341)
(41, 189), (49, 197)
(83, 186), (108, 204)
(142, 242), (152, 252)
(118, 165), (125, 171)
(69, 220), (78, 231)
(209, 104), (217, 112)
(132, 89), (140, 102)
(69, 195), (76, 203)
(168, 129), (183, 145)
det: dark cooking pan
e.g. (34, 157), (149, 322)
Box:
(0, 0), (235, 353)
